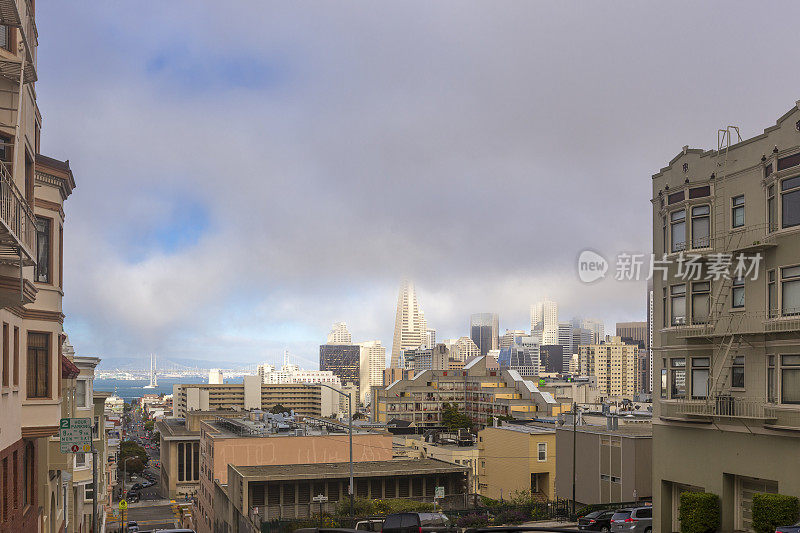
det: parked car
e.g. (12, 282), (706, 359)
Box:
(355, 519), (384, 531)
(381, 512), (454, 533)
(578, 510), (616, 532)
(610, 507), (652, 533)
(127, 521), (139, 532)
(776, 523), (800, 533)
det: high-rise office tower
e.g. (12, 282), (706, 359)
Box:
(390, 280), (427, 367)
(327, 322), (352, 344)
(539, 345), (564, 374)
(498, 338), (538, 376)
(557, 322), (574, 355)
(581, 318), (605, 344)
(320, 344), (360, 387)
(470, 313), (499, 355)
(444, 336), (481, 362)
(500, 329), (527, 350)
(616, 321), (647, 346)
(572, 327), (592, 354)
(359, 340), (386, 404)
(531, 299), (559, 344)
(424, 328), (436, 349)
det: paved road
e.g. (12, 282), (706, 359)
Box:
(107, 502), (180, 532)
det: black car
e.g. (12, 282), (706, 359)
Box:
(381, 512), (454, 533)
(578, 510), (616, 532)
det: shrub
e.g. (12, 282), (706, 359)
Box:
(752, 493), (800, 533)
(457, 513), (489, 529)
(480, 495), (502, 507)
(679, 492), (720, 533)
(493, 508), (529, 525)
(335, 498), (375, 517)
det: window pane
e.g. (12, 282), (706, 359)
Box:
(782, 266), (800, 279)
(781, 176), (800, 191)
(692, 216), (710, 248)
(732, 366), (745, 388)
(768, 197), (776, 232)
(732, 195), (745, 207)
(692, 205), (710, 216)
(782, 355), (800, 366)
(692, 294), (709, 323)
(671, 209), (686, 221)
(769, 282), (777, 318)
(782, 279), (800, 316)
(672, 296), (686, 325)
(35, 218), (50, 283)
(781, 368), (800, 404)
(671, 370), (686, 398)
(782, 189), (800, 228)
(671, 221), (686, 252)
(768, 367), (776, 403)
(76, 381), (86, 407)
(732, 206), (745, 227)
(692, 358), (710, 367)
(732, 286), (745, 308)
(692, 369), (709, 398)
(660, 369), (667, 399)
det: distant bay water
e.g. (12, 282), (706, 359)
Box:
(93, 376), (244, 401)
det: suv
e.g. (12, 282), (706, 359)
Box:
(381, 513), (454, 533)
(610, 507), (652, 533)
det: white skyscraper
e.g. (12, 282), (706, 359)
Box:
(581, 318), (605, 345)
(531, 299), (559, 344)
(359, 340), (386, 404)
(327, 322), (352, 344)
(209, 369), (223, 384)
(391, 280), (428, 367)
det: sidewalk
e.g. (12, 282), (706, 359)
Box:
(521, 519), (578, 528)
(127, 498), (172, 508)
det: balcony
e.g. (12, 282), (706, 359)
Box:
(0, 0), (37, 83)
(660, 397), (777, 421)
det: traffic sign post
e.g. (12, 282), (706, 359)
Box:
(312, 494), (328, 526)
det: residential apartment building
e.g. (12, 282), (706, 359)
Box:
(555, 423), (651, 506)
(172, 377), (322, 418)
(375, 356), (558, 428)
(652, 102), (800, 532)
(478, 425), (556, 501)
(396, 435), (479, 494)
(195, 413), (393, 533)
(470, 313), (499, 356)
(0, 4), (76, 530)
(391, 280), (428, 367)
(579, 337), (639, 398)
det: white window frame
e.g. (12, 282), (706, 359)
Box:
(537, 442), (547, 462)
(731, 195), (745, 228)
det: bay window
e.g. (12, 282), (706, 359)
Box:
(768, 184), (776, 232)
(671, 284), (686, 325)
(671, 358), (686, 398)
(781, 355), (800, 404)
(26, 332), (50, 399)
(781, 265), (800, 316)
(768, 355), (776, 404)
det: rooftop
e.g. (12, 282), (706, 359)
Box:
(203, 415), (383, 439)
(232, 458), (468, 481)
(485, 424), (555, 435)
(156, 418), (199, 438)
(557, 424), (653, 437)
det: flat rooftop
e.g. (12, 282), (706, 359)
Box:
(232, 458), (468, 481)
(486, 424), (555, 435)
(156, 418), (198, 438)
(557, 424), (653, 437)
(203, 416), (385, 439)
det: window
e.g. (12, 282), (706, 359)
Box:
(689, 186), (710, 199)
(76, 380), (87, 408)
(668, 190), (684, 205)
(35, 217), (51, 283)
(662, 216), (667, 254)
(26, 332), (50, 399)
(768, 184), (777, 232)
(75, 453), (85, 467)
(537, 442), (546, 461)
(691, 205), (710, 248)
(691, 282), (710, 324)
(781, 355), (800, 404)
(671, 284), (686, 325)
(1, 323), (7, 387)
(732, 277), (745, 308)
(23, 442), (33, 506)
(671, 358), (686, 398)
(12, 326), (18, 386)
(781, 266), (800, 316)
(660, 368), (667, 399)
(731, 356), (745, 388)
(0, 26), (8, 52)
(84, 484), (93, 501)
(671, 209), (686, 252)
(768, 270), (777, 318)
(768, 355), (777, 404)
(691, 358), (709, 399)
(731, 195), (745, 228)
(781, 176), (800, 229)
(662, 288), (667, 328)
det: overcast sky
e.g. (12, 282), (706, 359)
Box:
(37, 2), (800, 368)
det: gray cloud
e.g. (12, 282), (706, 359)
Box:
(35, 1), (800, 365)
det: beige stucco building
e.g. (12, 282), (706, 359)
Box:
(395, 436), (480, 493)
(477, 424), (556, 501)
(652, 101), (800, 532)
(579, 337), (639, 399)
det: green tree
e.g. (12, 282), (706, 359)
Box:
(144, 420), (155, 431)
(119, 440), (149, 475)
(269, 404), (289, 414)
(441, 403), (473, 431)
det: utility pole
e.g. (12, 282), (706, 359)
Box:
(92, 448), (98, 533)
(348, 389), (354, 525)
(572, 401), (577, 518)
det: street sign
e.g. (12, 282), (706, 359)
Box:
(119, 499), (128, 511)
(312, 494), (328, 503)
(59, 418), (92, 454)
(435, 486), (445, 499)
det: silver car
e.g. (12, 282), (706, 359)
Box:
(610, 506), (652, 533)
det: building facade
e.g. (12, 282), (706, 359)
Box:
(319, 343), (360, 387)
(652, 102), (800, 532)
(359, 340), (385, 404)
(578, 337), (639, 398)
(616, 321), (647, 346)
(390, 280), (427, 367)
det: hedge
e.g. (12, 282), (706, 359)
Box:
(752, 493), (800, 533)
(679, 492), (720, 533)
(334, 498), (433, 517)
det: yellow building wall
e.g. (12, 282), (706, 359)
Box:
(478, 427), (556, 501)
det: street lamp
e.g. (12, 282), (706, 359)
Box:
(301, 382), (354, 524)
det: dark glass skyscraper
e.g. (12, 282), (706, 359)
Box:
(470, 312), (499, 356)
(319, 344), (360, 386)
